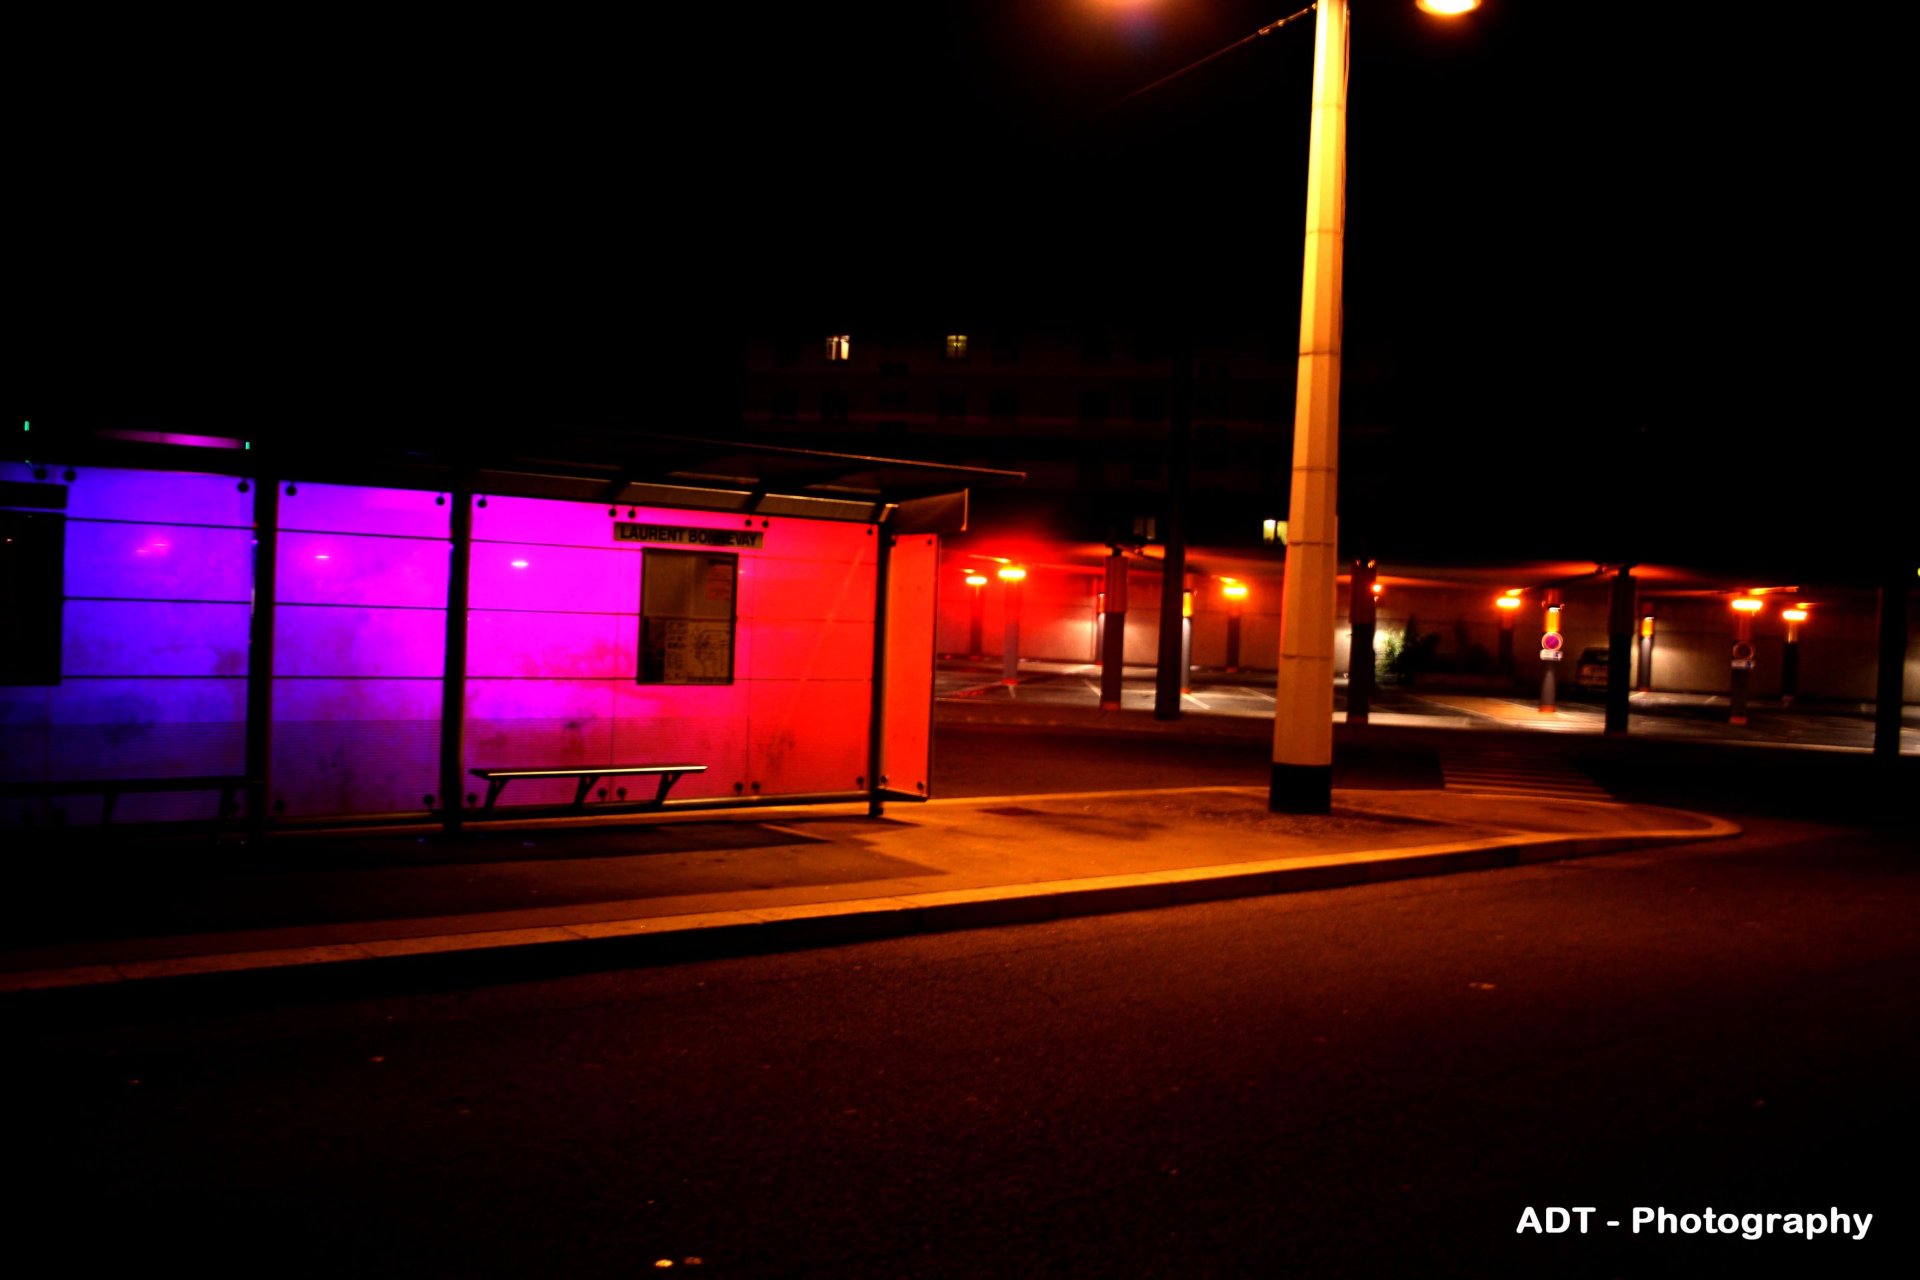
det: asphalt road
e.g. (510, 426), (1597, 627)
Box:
(9, 806), (1914, 1278)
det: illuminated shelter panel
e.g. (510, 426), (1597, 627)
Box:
(268, 483), (448, 818)
(276, 480), (450, 540)
(271, 678), (442, 818)
(274, 606), (448, 679)
(468, 611), (628, 680)
(1, 466), (253, 823)
(8, 677), (251, 823)
(62, 601), (251, 678)
(741, 551), (877, 626)
(745, 678), (871, 795)
(59, 466), (253, 528)
(64, 522), (255, 602)
(277, 532), (450, 610)
(469, 541), (640, 615)
(881, 534), (940, 798)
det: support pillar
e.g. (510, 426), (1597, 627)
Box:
(1874, 567), (1909, 761)
(1605, 565), (1634, 736)
(1155, 336), (1193, 721)
(1001, 575), (1022, 684)
(1100, 552), (1128, 711)
(1637, 615), (1655, 692)
(1346, 558), (1375, 725)
(243, 477), (279, 846)
(439, 486), (474, 839)
(867, 524), (894, 817)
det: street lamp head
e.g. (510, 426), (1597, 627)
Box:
(1781, 607), (1809, 623)
(997, 566), (1028, 583)
(1731, 596), (1765, 614)
(1415, 0), (1482, 15)
(965, 573), (989, 588)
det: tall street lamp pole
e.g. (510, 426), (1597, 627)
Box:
(1268, 0), (1475, 812)
(1269, 0), (1349, 813)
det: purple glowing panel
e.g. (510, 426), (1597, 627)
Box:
(473, 497), (757, 546)
(62, 523), (255, 602)
(59, 467), (252, 527)
(467, 543), (638, 614)
(274, 606), (448, 679)
(44, 677), (248, 779)
(276, 532), (449, 609)
(266, 483), (448, 817)
(272, 678), (441, 816)
(278, 481), (450, 539)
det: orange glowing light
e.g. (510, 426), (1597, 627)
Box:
(1494, 596), (1522, 610)
(1781, 607), (1808, 623)
(997, 566), (1027, 583)
(1731, 597), (1764, 613)
(1222, 582), (1250, 600)
(1416, 0), (1481, 15)
(1370, 582), (1383, 596)
(964, 573), (988, 587)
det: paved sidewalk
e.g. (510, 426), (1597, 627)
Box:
(1, 778), (1736, 1002)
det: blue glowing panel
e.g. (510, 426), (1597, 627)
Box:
(45, 677), (248, 779)
(60, 467), (252, 527)
(62, 602), (251, 677)
(63, 523), (255, 602)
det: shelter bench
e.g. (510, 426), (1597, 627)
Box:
(0, 775), (249, 825)
(468, 764), (707, 812)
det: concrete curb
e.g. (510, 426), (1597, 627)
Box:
(0, 813), (1740, 1007)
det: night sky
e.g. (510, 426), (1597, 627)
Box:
(20, 1), (1906, 578)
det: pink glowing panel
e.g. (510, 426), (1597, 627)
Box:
(609, 682), (752, 798)
(62, 601), (251, 677)
(63, 522), (255, 602)
(753, 518), (876, 563)
(274, 605), (449, 678)
(746, 679), (868, 794)
(277, 481), (451, 539)
(276, 532), (449, 609)
(742, 554), (875, 623)
(467, 611), (626, 679)
(881, 534), (939, 797)
(744, 619), (874, 682)
(467, 543), (638, 614)
(58, 466), (253, 527)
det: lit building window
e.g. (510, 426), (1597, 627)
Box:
(945, 334), (969, 360)
(826, 334), (851, 362)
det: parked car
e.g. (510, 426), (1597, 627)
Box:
(1574, 647), (1610, 690)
